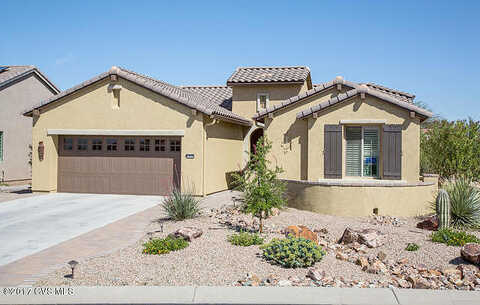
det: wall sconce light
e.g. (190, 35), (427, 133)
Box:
(68, 260), (79, 279)
(38, 141), (45, 161)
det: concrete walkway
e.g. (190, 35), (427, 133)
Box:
(0, 286), (479, 304)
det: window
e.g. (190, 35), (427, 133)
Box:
(257, 93), (269, 111)
(63, 138), (73, 151)
(155, 139), (166, 151)
(106, 139), (117, 151)
(0, 131), (3, 161)
(77, 138), (88, 151)
(92, 139), (102, 150)
(124, 139), (135, 151)
(170, 139), (181, 152)
(139, 139), (150, 151)
(345, 126), (379, 177)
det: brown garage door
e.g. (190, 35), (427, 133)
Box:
(58, 136), (181, 195)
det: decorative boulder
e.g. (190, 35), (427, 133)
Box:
(416, 215), (439, 231)
(339, 227), (386, 248)
(169, 227), (203, 242)
(461, 243), (480, 264)
(284, 225), (318, 244)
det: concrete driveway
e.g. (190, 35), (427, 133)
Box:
(0, 193), (163, 266)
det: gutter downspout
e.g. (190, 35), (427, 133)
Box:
(202, 117), (217, 197)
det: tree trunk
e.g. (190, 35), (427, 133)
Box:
(259, 216), (263, 233)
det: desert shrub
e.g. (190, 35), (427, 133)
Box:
(405, 243), (420, 251)
(228, 231), (264, 246)
(420, 119), (480, 180)
(261, 237), (325, 268)
(161, 188), (201, 220)
(443, 178), (480, 229)
(232, 136), (286, 233)
(143, 236), (189, 255)
(431, 228), (480, 246)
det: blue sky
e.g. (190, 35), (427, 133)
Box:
(2, 0), (479, 120)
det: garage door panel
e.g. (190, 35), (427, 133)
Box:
(58, 136), (181, 195)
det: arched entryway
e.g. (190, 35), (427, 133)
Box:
(250, 128), (264, 156)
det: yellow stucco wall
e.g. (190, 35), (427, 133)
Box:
(285, 180), (437, 217)
(32, 77), (210, 194)
(204, 118), (245, 194)
(231, 82), (308, 119)
(306, 95), (421, 182)
(263, 87), (348, 180)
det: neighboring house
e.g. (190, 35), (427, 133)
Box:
(24, 66), (437, 216)
(0, 66), (59, 182)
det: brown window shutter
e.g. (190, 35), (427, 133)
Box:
(324, 124), (342, 179)
(383, 124), (402, 180)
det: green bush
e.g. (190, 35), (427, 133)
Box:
(405, 243), (420, 251)
(261, 237), (325, 268)
(420, 119), (480, 181)
(161, 188), (201, 220)
(143, 236), (189, 255)
(228, 231), (264, 246)
(443, 178), (480, 229)
(431, 228), (480, 246)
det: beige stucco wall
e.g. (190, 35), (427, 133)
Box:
(306, 95), (421, 182)
(231, 82), (308, 120)
(0, 74), (56, 181)
(263, 87), (348, 180)
(285, 180), (437, 217)
(204, 118), (245, 194)
(232, 81), (309, 166)
(32, 77), (207, 195)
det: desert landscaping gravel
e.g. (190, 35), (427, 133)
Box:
(35, 191), (480, 287)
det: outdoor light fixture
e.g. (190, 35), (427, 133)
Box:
(38, 141), (45, 161)
(68, 260), (79, 279)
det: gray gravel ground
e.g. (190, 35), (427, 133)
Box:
(35, 191), (480, 286)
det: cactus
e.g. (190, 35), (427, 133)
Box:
(436, 189), (451, 229)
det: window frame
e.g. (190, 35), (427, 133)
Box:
(124, 138), (136, 151)
(77, 138), (89, 151)
(344, 125), (380, 178)
(106, 138), (118, 151)
(256, 93), (269, 112)
(63, 137), (74, 151)
(139, 138), (151, 152)
(91, 138), (103, 151)
(155, 138), (166, 152)
(169, 139), (181, 152)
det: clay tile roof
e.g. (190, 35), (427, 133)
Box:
(24, 67), (251, 126)
(0, 65), (59, 93)
(181, 85), (232, 110)
(296, 88), (432, 121)
(227, 66), (310, 85)
(364, 82), (415, 103)
(254, 77), (418, 120)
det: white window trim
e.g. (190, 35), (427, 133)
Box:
(256, 93), (269, 112)
(345, 126), (380, 178)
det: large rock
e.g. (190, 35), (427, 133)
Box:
(284, 225), (318, 244)
(168, 227), (203, 241)
(416, 215), (439, 231)
(461, 243), (480, 264)
(339, 227), (387, 248)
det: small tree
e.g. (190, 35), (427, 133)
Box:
(233, 136), (286, 233)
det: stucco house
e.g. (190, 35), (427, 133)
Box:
(24, 66), (437, 216)
(0, 66), (59, 182)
